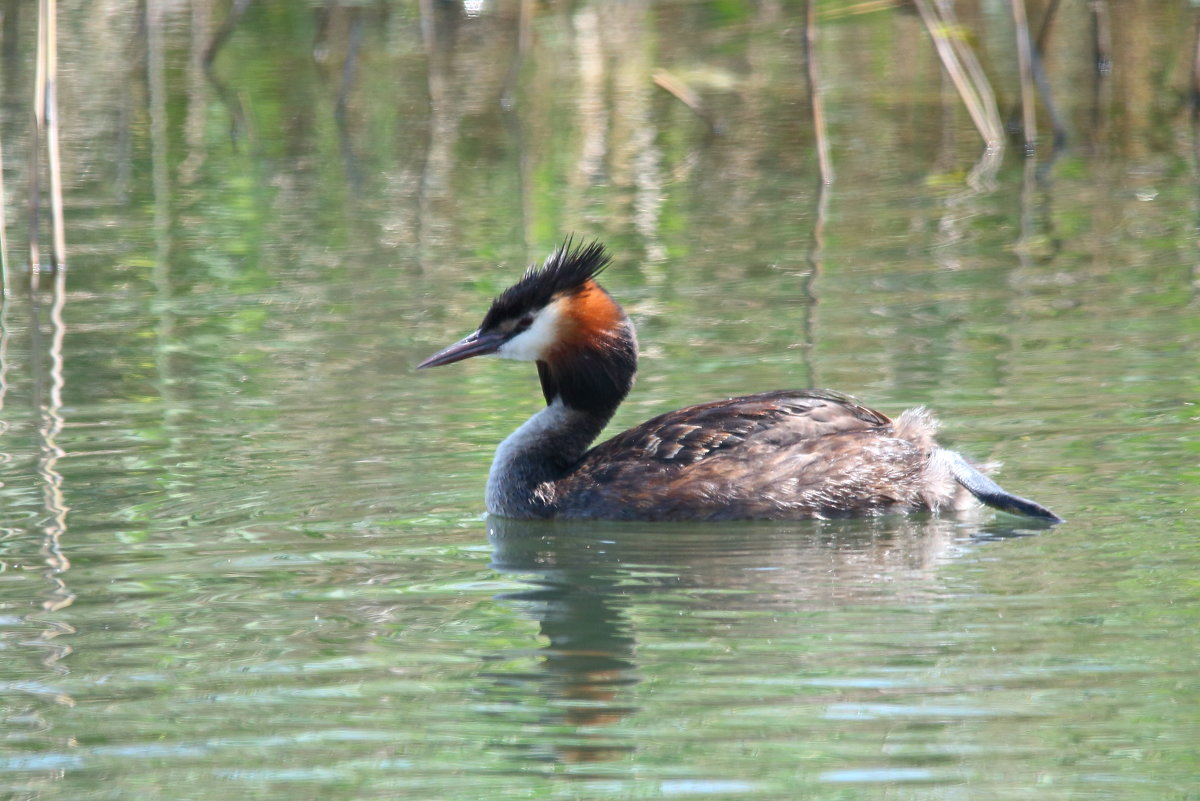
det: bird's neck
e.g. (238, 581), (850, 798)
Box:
(485, 324), (637, 518)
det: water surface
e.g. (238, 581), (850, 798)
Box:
(0, 1), (1197, 799)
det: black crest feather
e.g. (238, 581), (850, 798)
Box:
(481, 238), (611, 330)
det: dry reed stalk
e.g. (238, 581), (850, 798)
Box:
(653, 71), (719, 135)
(913, 0), (1004, 156)
(0, 118), (10, 297)
(43, 0), (66, 273)
(803, 0), (833, 186)
(1011, 0), (1037, 154)
(30, 0), (66, 286)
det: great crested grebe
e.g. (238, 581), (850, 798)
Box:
(418, 240), (1062, 523)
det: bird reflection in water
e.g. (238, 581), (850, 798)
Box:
(476, 513), (1043, 772)
(482, 517), (640, 768)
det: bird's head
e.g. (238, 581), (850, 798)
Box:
(418, 239), (626, 369)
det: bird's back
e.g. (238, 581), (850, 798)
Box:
(553, 390), (957, 520)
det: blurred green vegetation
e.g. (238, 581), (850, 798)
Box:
(0, 2), (1196, 799)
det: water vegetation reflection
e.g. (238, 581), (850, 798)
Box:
(0, 1), (1196, 800)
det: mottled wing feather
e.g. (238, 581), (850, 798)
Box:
(579, 389), (891, 473)
(550, 390), (930, 519)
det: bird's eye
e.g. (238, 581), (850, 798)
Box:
(514, 316), (534, 332)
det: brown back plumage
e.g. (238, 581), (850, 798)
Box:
(552, 390), (948, 521)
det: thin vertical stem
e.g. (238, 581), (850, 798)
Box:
(204, 0), (252, 144)
(1192, 12), (1200, 294)
(334, 12), (365, 192)
(0, 134), (9, 444)
(798, 0), (829, 390)
(179, 0), (211, 185)
(28, 0), (66, 282)
(803, 0), (833, 186)
(0, 114), (10, 296)
(913, 0), (1003, 156)
(1193, 12), (1200, 124)
(1011, 0), (1037, 155)
(1090, 0), (1112, 77)
(147, 0), (169, 252)
(1088, 0), (1112, 158)
(43, 0), (65, 272)
(29, 0), (45, 282)
(0, 10), (9, 294)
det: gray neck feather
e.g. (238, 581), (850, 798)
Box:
(485, 399), (610, 518)
(486, 316), (637, 519)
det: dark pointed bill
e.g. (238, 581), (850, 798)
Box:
(417, 330), (507, 369)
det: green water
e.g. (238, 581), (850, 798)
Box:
(1, 1), (1197, 799)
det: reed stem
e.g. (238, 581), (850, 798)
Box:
(30, 0), (66, 286)
(913, 0), (1004, 156)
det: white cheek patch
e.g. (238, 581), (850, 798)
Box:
(496, 300), (564, 362)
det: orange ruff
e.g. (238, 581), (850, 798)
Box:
(559, 280), (623, 345)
